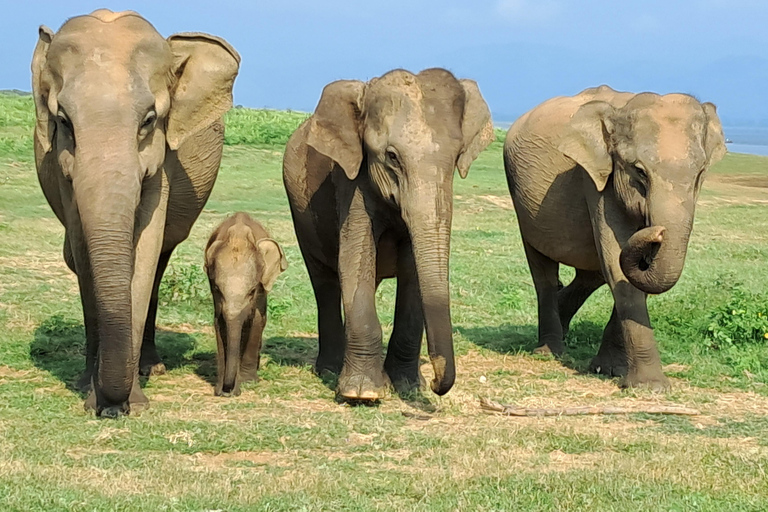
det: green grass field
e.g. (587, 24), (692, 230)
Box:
(1, 92), (767, 511)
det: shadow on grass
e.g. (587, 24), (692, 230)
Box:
(30, 314), (202, 396)
(458, 320), (607, 376)
(260, 335), (338, 392)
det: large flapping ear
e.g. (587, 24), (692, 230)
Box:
(305, 80), (365, 180)
(701, 102), (727, 167)
(32, 26), (54, 153)
(557, 100), (615, 192)
(166, 32), (241, 151)
(456, 79), (495, 179)
(256, 238), (288, 293)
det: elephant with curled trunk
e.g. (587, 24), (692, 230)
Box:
(504, 85), (726, 390)
(32, 10), (240, 416)
(283, 68), (494, 401)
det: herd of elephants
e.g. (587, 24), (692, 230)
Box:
(30, 10), (727, 417)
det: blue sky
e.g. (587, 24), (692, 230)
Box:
(3, 1), (768, 124)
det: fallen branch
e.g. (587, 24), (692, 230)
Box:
(479, 397), (700, 417)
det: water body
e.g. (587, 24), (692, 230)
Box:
(493, 123), (768, 157)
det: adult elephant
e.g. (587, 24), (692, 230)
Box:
(503, 85), (726, 390)
(32, 10), (240, 416)
(283, 69), (494, 401)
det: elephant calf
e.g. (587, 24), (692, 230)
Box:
(205, 213), (288, 397)
(504, 85), (726, 390)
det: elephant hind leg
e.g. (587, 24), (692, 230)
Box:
(558, 269), (605, 335)
(139, 251), (172, 377)
(589, 307), (628, 377)
(307, 260), (345, 376)
(384, 243), (425, 395)
(523, 241), (565, 356)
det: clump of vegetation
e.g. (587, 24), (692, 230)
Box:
(158, 263), (210, 309)
(705, 282), (768, 349)
(223, 107), (309, 146)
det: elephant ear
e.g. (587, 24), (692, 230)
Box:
(558, 100), (616, 192)
(457, 79), (495, 179)
(702, 102), (727, 167)
(305, 80), (365, 180)
(256, 238), (288, 293)
(31, 25), (55, 154)
(166, 33), (241, 151)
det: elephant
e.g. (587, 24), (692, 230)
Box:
(503, 85), (726, 390)
(32, 9), (240, 416)
(205, 213), (288, 397)
(283, 68), (494, 401)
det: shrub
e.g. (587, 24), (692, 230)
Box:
(705, 283), (768, 349)
(159, 263), (210, 309)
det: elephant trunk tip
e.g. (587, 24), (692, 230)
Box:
(429, 355), (455, 396)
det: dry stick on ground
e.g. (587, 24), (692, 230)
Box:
(479, 397), (701, 417)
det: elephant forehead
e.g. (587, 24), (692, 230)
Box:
(633, 96), (707, 163)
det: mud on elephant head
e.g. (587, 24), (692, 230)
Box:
(31, 10), (240, 416)
(559, 93), (727, 294)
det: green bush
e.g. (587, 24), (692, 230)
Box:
(159, 263), (210, 309)
(223, 107), (309, 146)
(705, 283), (768, 348)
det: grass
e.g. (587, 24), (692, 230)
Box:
(1, 91), (768, 510)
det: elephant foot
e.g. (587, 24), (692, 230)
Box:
(384, 361), (425, 396)
(621, 368), (671, 393)
(315, 354), (344, 376)
(215, 383), (242, 398)
(589, 340), (629, 377)
(338, 370), (390, 401)
(84, 379), (149, 417)
(139, 362), (167, 377)
(532, 341), (564, 356)
(76, 371), (93, 393)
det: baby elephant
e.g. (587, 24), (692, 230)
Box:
(205, 213), (288, 396)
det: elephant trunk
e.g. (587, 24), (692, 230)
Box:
(73, 140), (142, 412)
(221, 311), (245, 396)
(403, 177), (456, 396)
(620, 194), (694, 295)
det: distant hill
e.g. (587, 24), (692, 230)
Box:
(0, 89), (31, 97)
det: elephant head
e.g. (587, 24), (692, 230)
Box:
(205, 218), (287, 396)
(304, 68), (494, 394)
(31, 10), (239, 411)
(559, 93), (726, 294)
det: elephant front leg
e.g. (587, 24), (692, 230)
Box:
(337, 190), (389, 401)
(384, 242), (425, 394)
(589, 192), (669, 391)
(589, 307), (629, 377)
(523, 241), (565, 356)
(239, 308), (265, 383)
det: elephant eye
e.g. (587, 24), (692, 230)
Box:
(141, 111), (157, 131)
(57, 110), (72, 132)
(633, 164), (648, 181)
(247, 288), (257, 299)
(385, 147), (401, 168)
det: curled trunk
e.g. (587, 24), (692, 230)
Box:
(620, 200), (694, 295)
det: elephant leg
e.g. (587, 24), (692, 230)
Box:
(239, 308), (265, 383)
(307, 259), (345, 375)
(523, 241), (565, 356)
(589, 192), (669, 391)
(589, 307), (628, 377)
(384, 242), (425, 394)
(558, 269), (605, 335)
(139, 251), (172, 377)
(337, 189), (388, 400)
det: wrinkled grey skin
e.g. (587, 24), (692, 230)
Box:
(284, 68), (494, 401)
(504, 85), (726, 390)
(32, 10), (240, 416)
(205, 213), (288, 397)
